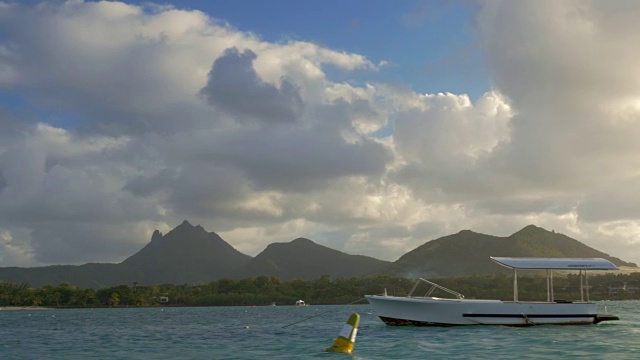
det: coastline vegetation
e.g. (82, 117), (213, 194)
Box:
(2, 272), (640, 308)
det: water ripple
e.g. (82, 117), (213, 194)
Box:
(1, 301), (639, 359)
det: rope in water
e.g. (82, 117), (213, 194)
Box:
(281, 297), (368, 328)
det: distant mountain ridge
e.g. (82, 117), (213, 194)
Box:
(0, 222), (635, 288)
(236, 237), (390, 280)
(382, 225), (636, 278)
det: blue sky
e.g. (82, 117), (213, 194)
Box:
(2, 1), (640, 268)
(133, 0), (488, 99)
(4, 0), (488, 131)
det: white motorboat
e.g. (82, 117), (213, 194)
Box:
(365, 257), (619, 326)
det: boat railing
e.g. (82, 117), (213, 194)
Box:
(408, 278), (465, 300)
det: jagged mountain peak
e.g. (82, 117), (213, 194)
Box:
(1, 222), (636, 288)
(170, 220), (206, 235)
(151, 229), (163, 242)
(118, 221), (252, 284)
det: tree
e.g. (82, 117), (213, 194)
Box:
(109, 292), (120, 306)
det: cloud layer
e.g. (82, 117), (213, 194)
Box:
(1, 0), (640, 267)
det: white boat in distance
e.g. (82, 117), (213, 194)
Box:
(365, 257), (620, 326)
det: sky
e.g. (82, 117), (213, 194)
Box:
(1, 0), (640, 267)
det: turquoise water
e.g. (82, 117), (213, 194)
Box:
(1, 301), (639, 359)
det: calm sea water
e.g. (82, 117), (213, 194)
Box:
(1, 301), (639, 359)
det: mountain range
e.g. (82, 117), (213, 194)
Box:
(0, 221), (635, 288)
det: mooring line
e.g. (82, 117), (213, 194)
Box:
(522, 313), (535, 326)
(281, 297), (367, 328)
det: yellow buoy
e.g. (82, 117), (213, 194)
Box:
(326, 313), (360, 354)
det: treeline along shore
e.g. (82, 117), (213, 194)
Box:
(2, 272), (640, 308)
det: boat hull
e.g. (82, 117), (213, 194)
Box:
(365, 295), (616, 326)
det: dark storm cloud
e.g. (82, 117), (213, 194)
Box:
(181, 98), (393, 193)
(200, 48), (305, 124)
(30, 222), (148, 264)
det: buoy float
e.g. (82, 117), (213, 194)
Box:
(326, 313), (360, 354)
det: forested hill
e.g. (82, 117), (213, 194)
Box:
(381, 225), (636, 278)
(0, 221), (389, 288)
(118, 220), (252, 284)
(235, 237), (390, 280)
(0, 223), (636, 288)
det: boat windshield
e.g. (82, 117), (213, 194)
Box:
(408, 278), (465, 300)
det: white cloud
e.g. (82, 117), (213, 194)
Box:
(478, 0), (640, 186)
(0, 1), (396, 265)
(393, 91), (511, 164)
(468, 0), (640, 260)
(0, 227), (35, 266)
(1, 1), (640, 268)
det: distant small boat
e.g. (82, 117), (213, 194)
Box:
(366, 257), (620, 326)
(295, 300), (306, 306)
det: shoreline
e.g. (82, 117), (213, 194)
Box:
(0, 306), (54, 311)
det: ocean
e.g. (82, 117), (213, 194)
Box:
(1, 301), (639, 359)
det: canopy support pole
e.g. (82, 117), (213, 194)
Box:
(550, 271), (554, 302)
(586, 271), (590, 302)
(546, 269), (550, 302)
(580, 270), (584, 302)
(513, 268), (518, 302)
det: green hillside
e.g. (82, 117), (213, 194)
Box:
(382, 225), (636, 278)
(0, 223), (635, 288)
(236, 238), (390, 280)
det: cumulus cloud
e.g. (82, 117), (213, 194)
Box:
(1, 0), (640, 268)
(0, 1), (397, 265)
(478, 0), (640, 187)
(389, 90), (512, 204)
(200, 47), (305, 124)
